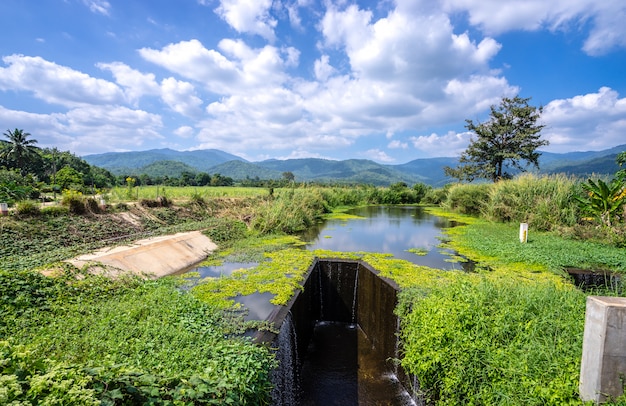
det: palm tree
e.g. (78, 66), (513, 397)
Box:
(0, 128), (40, 174)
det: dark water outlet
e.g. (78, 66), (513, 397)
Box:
(567, 268), (622, 293)
(264, 259), (421, 406)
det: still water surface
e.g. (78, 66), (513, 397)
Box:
(192, 206), (466, 321)
(302, 205), (465, 269)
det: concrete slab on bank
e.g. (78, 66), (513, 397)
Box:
(68, 231), (217, 278)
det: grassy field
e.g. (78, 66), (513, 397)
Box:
(108, 185), (272, 202)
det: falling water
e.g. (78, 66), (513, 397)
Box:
(351, 268), (359, 324)
(318, 264), (324, 320)
(270, 311), (300, 406)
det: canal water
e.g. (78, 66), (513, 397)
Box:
(301, 205), (466, 269)
(191, 205), (465, 404)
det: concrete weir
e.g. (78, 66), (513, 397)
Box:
(263, 258), (419, 405)
(68, 231), (217, 277)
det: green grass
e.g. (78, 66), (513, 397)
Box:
(440, 215), (626, 275)
(0, 269), (274, 405)
(108, 186), (271, 202)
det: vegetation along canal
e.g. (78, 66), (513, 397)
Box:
(192, 206), (467, 404)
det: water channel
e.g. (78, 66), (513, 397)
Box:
(191, 206), (467, 405)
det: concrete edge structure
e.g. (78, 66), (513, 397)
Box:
(67, 230), (217, 278)
(580, 296), (626, 403)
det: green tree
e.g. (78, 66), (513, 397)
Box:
(444, 96), (548, 182)
(0, 129), (40, 175)
(282, 171), (295, 182)
(55, 166), (84, 190)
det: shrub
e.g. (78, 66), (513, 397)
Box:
(422, 185), (450, 205)
(399, 278), (585, 405)
(41, 205), (70, 216)
(84, 198), (102, 214)
(61, 190), (85, 214)
(252, 189), (328, 234)
(15, 200), (41, 216)
(444, 183), (491, 215)
(205, 219), (248, 243)
(483, 174), (578, 230)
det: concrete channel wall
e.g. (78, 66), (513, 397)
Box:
(265, 258), (419, 405)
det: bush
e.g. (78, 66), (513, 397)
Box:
(252, 189), (328, 234)
(15, 200), (41, 216)
(399, 278), (585, 405)
(41, 205), (70, 216)
(483, 174), (578, 230)
(61, 190), (86, 214)
(444, 183), (491, 215)
(84, 198), (101, 214)
(422, 185), (450, 205)
(205, 219), (248, 243)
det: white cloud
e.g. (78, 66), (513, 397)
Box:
(174, 126), (194, 138)
(542, 87), (626, 151)
(441, 0), (626, 55)
(388, 139), (408, 149)
(214, 0), (277, 41)
(160, 77), (204, 118)
(409, 131), (473, 157)
(312, 2), (513, 130)
(0, 105), (163, 155)
(139, 39), (292, 94)
(82, 0), (111, 16)
(139, 40), (239, 94)
(364, 148), (395, 163)
(0, 55), (124, 107)
(314, 55), (335, 81)
(97, 62), (160, 104)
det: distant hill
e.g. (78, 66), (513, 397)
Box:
(82, 144), (626, 186)
(84, 148), (246, 174)
(136, 160), (198, 178)
(208, 160), (283, 180)
(392, 157), (459, 186)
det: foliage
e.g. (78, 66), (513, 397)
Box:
(0, 169), (36, 204)
(444, 96), (548, 182)
(251, 189), (329, 234)
(205, 219), (249, 243)
(422, 185), (451, 205)
(61, 189), (87, 214)
(443, 183), (490, 215)
(398, 278), (585, 405)
(482, 173), (579, 230)
(15, 200), (41, 216)
(438, 212), (626, 274)
(55, 165), (84, 190)
(617, 151), (626, 182)
(0, 128), (40, 175)
(0, 269), (275, 405)
(575, 178), (626, 227)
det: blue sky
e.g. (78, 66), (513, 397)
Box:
(0, 0), (625, 163)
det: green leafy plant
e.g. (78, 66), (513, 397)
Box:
(575, 178), (626, 227)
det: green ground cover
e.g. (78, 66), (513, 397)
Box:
(2, 180), (626, 404)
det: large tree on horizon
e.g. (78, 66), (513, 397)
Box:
(0, 128), (40, 175)
(444, 96), (548, 182)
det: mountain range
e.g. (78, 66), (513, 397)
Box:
(83, 144), (626, 186)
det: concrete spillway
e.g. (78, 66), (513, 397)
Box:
(264, 258), (420, 405)
(68, 231), (217, 278)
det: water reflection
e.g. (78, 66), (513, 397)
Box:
(193, 262), (258, 278)
(303, 206), (468, 270)
(234, 292), (277, 321)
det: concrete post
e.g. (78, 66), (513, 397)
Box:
(580, 296), (626, 403)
